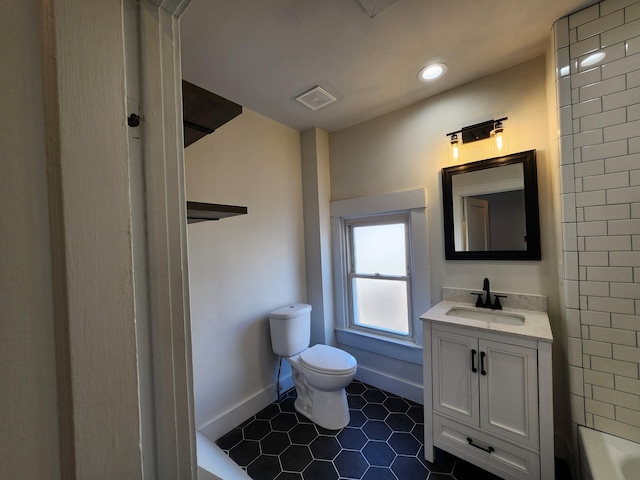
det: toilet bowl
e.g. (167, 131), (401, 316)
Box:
(269, 304), (357, 430)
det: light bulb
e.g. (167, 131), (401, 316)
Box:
(491, 121), (506, 154)
(450, 134), (460, 161)
(494, 130), (503, 151)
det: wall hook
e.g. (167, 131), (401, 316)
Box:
(127, 113), (140, 127)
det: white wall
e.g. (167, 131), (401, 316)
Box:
(185, 109), (306, 437)
(329, 56), (566, 439)
(0, 2), (61, 478)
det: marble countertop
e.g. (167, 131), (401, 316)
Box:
(420, 300), (553, 342)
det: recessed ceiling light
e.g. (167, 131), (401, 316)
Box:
(580, 51), (606, 68)
(418, 63), (447, 81)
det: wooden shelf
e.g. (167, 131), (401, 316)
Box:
(186, 201), (247, 224)
(182, 80), (242, 147)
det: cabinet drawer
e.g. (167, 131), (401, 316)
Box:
(433, 415), (540, 480)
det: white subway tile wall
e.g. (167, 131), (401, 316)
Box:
(555, 0), (640, 444)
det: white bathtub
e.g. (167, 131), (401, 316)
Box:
(579, 426), (640, 480)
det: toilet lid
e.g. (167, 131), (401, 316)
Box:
(299, 345), (357, 375)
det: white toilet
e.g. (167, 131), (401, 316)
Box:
(269, 303), (357, 430)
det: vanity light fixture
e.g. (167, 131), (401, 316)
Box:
(447, 117), (508, 155)
(418, 63), (447, 81)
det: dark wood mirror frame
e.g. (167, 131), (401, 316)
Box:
(442, 150), (541, 261)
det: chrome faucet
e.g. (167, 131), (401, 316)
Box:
(471, 277), (507, 310)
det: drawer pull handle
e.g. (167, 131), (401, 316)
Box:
(480, 351), (487, 376)
(471, 349), (477, 373)
(467, 437), (495, 454)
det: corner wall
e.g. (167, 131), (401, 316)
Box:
(329, 57), (565, 433)
(185, 109), (306, 440)
(552, 0), (640, 445)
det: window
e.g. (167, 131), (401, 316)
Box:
(346, 215), (412, 337)
(330, 189), (430, 364)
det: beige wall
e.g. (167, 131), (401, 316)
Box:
(329, 56), (567, 442)
(185, 109), (306, 434)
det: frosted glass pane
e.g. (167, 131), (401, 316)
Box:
(353, 224), (406, 275)
(353, 278), (409, 335)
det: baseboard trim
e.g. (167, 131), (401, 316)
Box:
(199, 374), (294, 442)
(355, 365), (424, 404)
(198, 366), (424, 441)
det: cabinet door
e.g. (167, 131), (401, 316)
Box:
(479, 339), (539, 449)
(432, 330), (479, 426)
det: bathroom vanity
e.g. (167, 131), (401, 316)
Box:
(421, 290), (553, 480)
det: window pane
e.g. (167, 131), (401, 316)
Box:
(352, 278), (409, 335)
(352, 223), (406, 275)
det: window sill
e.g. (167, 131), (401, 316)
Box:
(335, 328), (423, 365)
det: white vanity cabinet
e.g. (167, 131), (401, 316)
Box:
(422, 301), (553, 480)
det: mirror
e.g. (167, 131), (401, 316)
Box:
(442, 150), (541, 260)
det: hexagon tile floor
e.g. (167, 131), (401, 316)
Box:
(215, 381), (571, 480)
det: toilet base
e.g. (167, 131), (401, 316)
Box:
(293, 387), (350, 430)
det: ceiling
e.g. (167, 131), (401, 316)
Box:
(180, 0), (593, 133)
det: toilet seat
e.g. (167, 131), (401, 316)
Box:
(299, 344), (357, 375)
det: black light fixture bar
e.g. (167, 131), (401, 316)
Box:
(446, 117), (507, 144)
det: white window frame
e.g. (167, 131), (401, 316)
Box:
(331, 189), (430, 365)
(345, 213), (413, 339)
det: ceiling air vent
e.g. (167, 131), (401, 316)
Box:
(295, 86), (337, 111)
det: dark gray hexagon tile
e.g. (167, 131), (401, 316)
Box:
(303, 459), (339, 480)
(406, 405), (424, 423)
(280, 444), (312, 472)
(247, 454), (281, 480)
(383, 396), (410, 413)
(256, 403), (281, 421)
(362, 440), (395, 467)
(337, 427), (367, 450)
(346, 382), (367, 395)
(244, 419), (272, 441)
(334, 450), (368, 479)
(388, 432), (421, 456)
(275, 472), (302, 480)
(362, 403), (389, 421)
(411, 424), (425, 444)
(362, 466), (397, 480)
(271, 412), (298, 432)
(289, 423), (318, 445)
(385, 413), (415, 432)
(277, 397), (297, 413)
(391, 456), (430, 480)
(261, 431), (290, 456)
(362, 420), (392, 441)
(309, 435), (341, 460)
(347, 395), (367, 410)
(216, 427), (243, 450)
(362, 388), (387, 404)
(347, 409), (367, 428)
(228, 439), (260, 467)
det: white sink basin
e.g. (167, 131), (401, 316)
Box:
(446, 306), (525, 326)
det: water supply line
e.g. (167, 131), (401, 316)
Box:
(276, 356), (283, 399)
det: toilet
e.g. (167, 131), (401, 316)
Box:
(269, 303), (357, 430)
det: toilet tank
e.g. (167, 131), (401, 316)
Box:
(269, 304), (312, 357)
